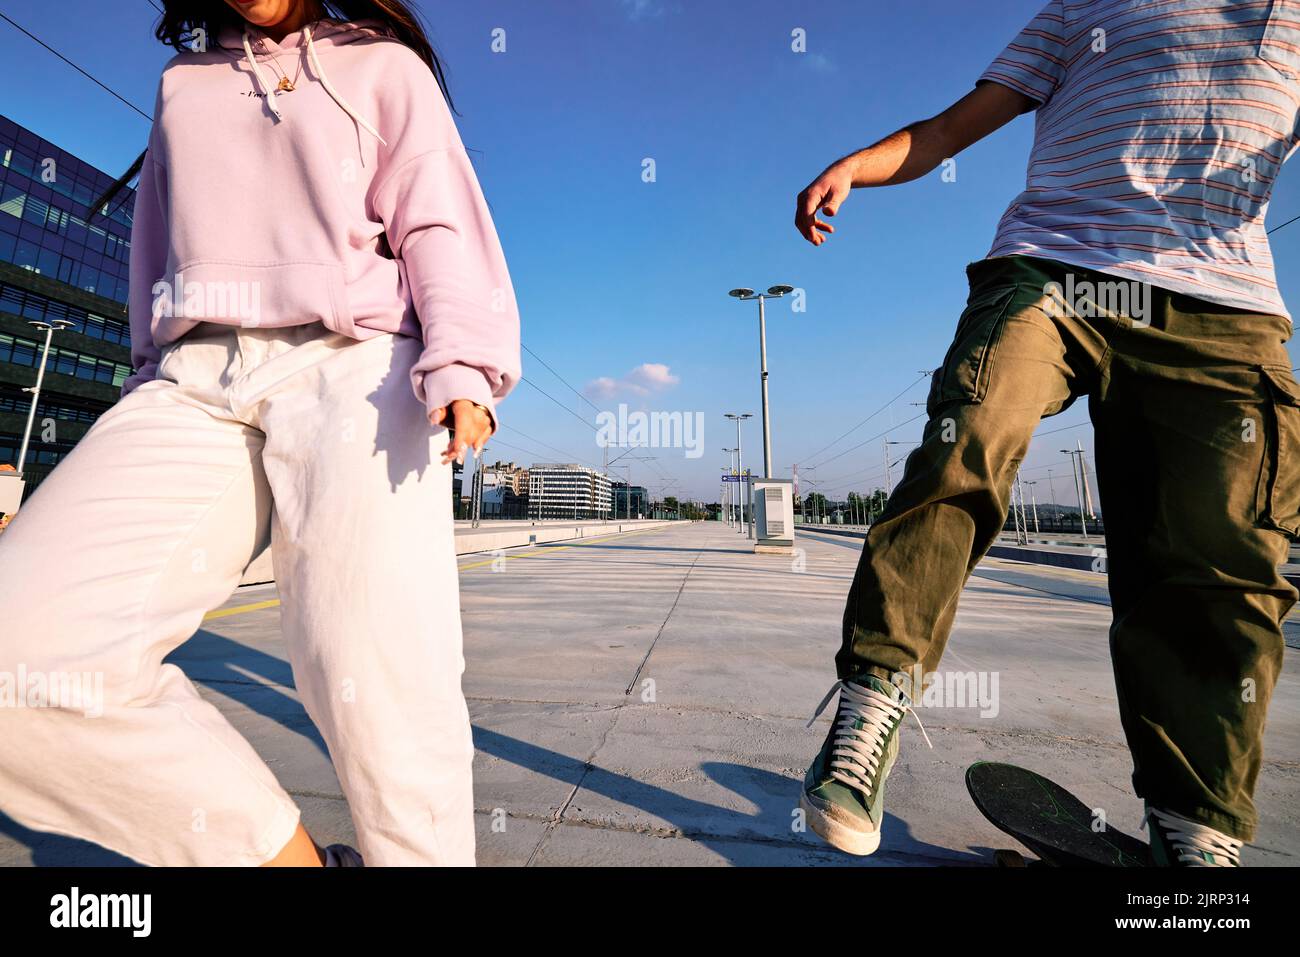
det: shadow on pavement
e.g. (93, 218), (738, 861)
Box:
(474, 726), (979, 865)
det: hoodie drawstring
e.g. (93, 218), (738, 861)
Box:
(240, 25), (388, 155)
(241, 29), (283, 121)
(304, 25), (388, 149)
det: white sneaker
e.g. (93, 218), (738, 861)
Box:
(1145, 806), (1243, 867)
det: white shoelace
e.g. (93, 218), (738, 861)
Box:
(1146, 808), (1243, 867)
(808, 678), (932, 801)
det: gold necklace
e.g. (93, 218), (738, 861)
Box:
(256, 39), (303, 92)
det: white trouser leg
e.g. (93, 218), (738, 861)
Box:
(0, 330), (299, 866)
(0, 323), (473, 866)
(249, 330), (473, 866)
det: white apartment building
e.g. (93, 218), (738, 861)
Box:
(527, 463), (612, 520)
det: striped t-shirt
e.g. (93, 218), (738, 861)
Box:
(981, 0), (1300, 317)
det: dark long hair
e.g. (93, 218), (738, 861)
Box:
(92, 0), (453, 217)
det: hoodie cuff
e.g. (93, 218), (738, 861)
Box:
(414, 362), (499, 432)
(120, 361), (159, 399)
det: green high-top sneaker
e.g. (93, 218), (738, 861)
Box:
(1146, 806), (1243, 867)
(800, 674), (927, 856)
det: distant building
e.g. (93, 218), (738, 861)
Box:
(0, 114), (135, 501)
(479, 466), (527, 519)
(610, 480), (648, 519)
(484, 460), (528, 495)
(527, 463), (611, 520)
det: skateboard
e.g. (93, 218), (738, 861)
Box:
(966, 761), (1150, 867)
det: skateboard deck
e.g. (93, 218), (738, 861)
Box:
(966, 761), (1150, 867)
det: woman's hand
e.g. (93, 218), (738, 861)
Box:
(431, 398), (494, 465)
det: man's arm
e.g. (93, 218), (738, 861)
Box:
(794, 82), (1038, 245)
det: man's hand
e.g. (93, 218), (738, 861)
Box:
(431, 398), (494, 465)
(795, 161), (855, 246)
(793, 83), (1036, 247)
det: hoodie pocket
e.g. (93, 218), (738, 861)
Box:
(166, 259), (355, 335)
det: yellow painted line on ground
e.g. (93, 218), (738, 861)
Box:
(202, 598), (281, 621)
(201, 526), (672, 621)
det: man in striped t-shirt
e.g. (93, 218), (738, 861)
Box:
(793, 0), (1300, 866)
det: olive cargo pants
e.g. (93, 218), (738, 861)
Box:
(838, 254), (1297, 840)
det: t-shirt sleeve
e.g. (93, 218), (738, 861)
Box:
(977, 0), (1067, 107)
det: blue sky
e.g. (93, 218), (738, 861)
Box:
(4, 0), (1299, 504)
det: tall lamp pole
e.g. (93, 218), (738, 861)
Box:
(1061, 447), (1089, 539)
(724, 413), (753, 535)
(16, 319), (74, 478)
(727, 285), (793, 478)
(722, 447), (738, 526)
(1023, 480), (1040, 533)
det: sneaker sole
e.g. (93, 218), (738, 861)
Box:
(800, 791), (882, 857)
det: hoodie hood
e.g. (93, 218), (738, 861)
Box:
(213, 17), (393, 54)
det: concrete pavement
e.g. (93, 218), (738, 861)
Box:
(2, 520), (1296, 866)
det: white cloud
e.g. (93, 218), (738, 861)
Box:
(619, 0), (665, 20)
(585, 363), (680, 400)
(804, 53), (836, 73)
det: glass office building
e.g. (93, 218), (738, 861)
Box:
(0, 113), (135, 503)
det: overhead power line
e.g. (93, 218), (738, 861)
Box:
(522, 343), (605, 415)
(1267, 212), (1299, 235)
(0, 12), (153, 121)
(795, 374), (930, 468)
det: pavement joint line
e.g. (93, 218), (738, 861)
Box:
(195, 675), (295, 692)
(284, 788), (348, 802)
(623, 549), (702, 696)
(972, 569), (1112, 608)
(482, 806), (975, 865)
(522, 546), (706, 867)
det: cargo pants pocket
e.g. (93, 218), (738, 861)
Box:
(928, 283), (1018, 414)
(1256, 364), (1300, 538)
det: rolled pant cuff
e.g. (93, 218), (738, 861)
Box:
(230, 798), (302, 867)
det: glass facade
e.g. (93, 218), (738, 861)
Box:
(0, 330), (131, 388)
(0, 115), (134, 304)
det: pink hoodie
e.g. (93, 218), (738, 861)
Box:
(122, 17), (520, 425)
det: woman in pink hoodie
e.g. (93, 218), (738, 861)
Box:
(0, 0), (520, 866)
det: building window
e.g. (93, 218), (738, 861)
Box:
(0, 333), (130, 387)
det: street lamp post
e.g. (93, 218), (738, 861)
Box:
(795, 464), (817, 524)
(722, 447), (738, 526)
(1060, 447), (1089, 539)
(1024, 480), (1040, 533)
(725, 412), (753, 535)
(16, 319), (73, 478)
(1046, 469), (1059, 528)
(728, 285), (794, 479)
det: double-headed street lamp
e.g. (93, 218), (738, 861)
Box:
(724, 412), (753, 535)
(1060, 443), (1096, 538)
(722, 447), (738, 526)
(727, 284), (793, 479)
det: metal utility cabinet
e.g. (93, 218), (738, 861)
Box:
(751, 477), (795, 554)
